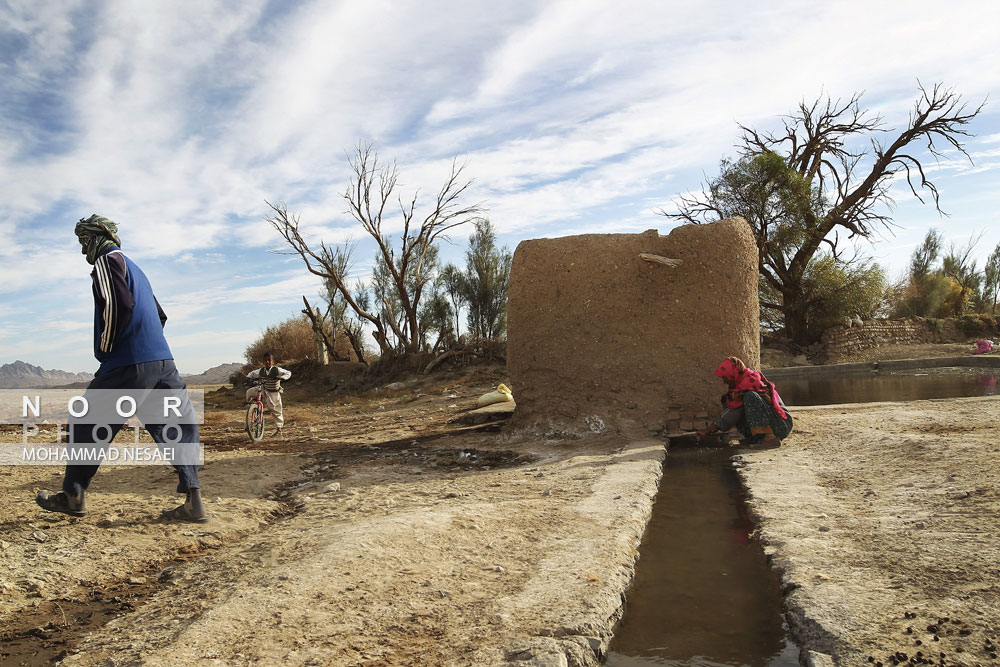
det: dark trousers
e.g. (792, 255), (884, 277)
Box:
(714, 390), (793, 442)
(64, 359), (200, 496)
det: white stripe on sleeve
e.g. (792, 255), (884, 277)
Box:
(94, 255), (116, 353)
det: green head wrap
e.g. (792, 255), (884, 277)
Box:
(75, 214), (121, 265)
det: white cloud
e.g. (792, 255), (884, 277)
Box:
(2, 0), (999, 370)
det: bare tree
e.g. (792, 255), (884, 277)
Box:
(320, 242), (370, 364)
(301, 295), (338, 363)
(266, 142), (485, 357)
(343, 142), (485, 354)
(266, 202), (393, 355)
(665, 83), (984, 344)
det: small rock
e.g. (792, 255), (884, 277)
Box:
(541, 489), (551, 497)
(128, 576), (147, 585)
(321, 482), (341, 494)
(30, 531), (47, 543)
(946, 490), (970, 500)
(818, 525), (830, 533)
(182, 530), (195, 536)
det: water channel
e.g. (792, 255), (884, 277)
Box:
(605, 447), (799, 667)
(606, 366), (1000, 666)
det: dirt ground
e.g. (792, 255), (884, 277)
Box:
(2, 350), (998, 666)
(1, 365), (664, 666)
(738, 396), (1000, 666)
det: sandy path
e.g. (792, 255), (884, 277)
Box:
(51, 438), (663, 667)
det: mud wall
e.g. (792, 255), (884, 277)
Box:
(821, 316), (1000, 360)
(822, 318), (948, 358)
(507, 218), (759, 436)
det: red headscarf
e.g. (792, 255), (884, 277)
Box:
(714, 357), (788, 419)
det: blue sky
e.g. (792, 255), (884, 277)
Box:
(2, 0), (999, 374)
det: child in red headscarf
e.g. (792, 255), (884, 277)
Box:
(696, 356), (793, 448)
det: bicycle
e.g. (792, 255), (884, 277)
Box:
(245, 378), (267, 443)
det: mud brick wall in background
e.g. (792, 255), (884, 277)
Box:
(506, 218), (759, 437)
(821, 317), (967, 359)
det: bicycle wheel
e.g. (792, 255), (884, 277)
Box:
(246, 403), (265, 442)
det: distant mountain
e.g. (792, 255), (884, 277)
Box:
(0, 360), (94, 389)
(0, 360), (243, 389)
(182, 362), (243, 386)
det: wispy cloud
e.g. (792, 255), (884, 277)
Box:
(1, 0), (998, 371)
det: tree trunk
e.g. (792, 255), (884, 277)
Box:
(780, 284), (812, 346)
(302, 296), (342, 363)
(344, 327), (368, 366)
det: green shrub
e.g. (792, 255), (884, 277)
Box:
(959, 314), (999, 338)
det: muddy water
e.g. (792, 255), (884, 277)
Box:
(778, 368), (1000, 406)
(605, 447), (798, 667)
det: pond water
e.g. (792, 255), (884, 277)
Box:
(605, 448), (799, 667)
(775, 367), (1000, 406)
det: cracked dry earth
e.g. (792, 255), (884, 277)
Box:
(0, 369), (664, 666)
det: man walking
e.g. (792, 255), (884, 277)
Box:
(246, 352), (292, 436)
(35, 214), (208, 522)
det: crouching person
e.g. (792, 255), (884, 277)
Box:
(696, 356), (793, 448)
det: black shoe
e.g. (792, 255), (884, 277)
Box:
(162, 489), (208, 523)
(36, 490), (87, 517)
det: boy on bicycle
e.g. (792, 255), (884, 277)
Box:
(246, 352), (292, 435)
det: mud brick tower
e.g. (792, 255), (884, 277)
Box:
(506, 217), (759, 436)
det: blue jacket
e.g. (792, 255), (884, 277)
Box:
(91, 247), (173, 371)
